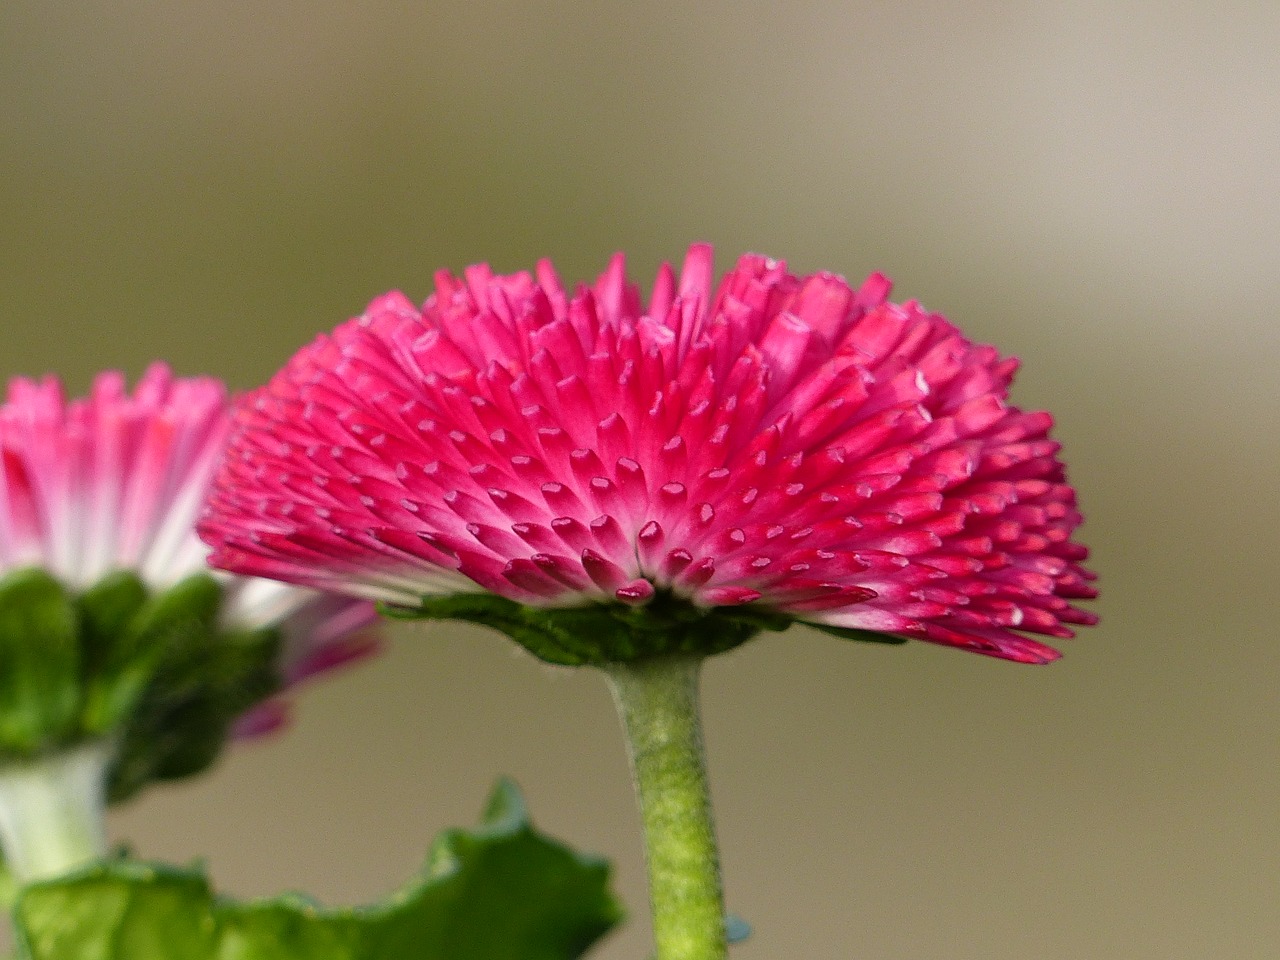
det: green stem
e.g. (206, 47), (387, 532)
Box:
(0, 741), (112, 882)
(602, 654), (726, 960)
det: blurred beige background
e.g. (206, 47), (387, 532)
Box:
(3, 1), (1277, 957)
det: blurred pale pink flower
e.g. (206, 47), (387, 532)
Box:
(0, 363), (377, 733)
(200, 245), (1096, 663)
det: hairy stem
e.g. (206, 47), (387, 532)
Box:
(603, 654), (726, 960)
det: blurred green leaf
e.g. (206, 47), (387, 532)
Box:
(14, 779), (622, 960)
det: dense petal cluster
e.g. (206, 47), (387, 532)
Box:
(200, 246), (1096, 663)
(0, 364), (377, 725)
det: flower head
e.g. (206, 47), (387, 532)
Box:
(200, 245), (1096, 664)
(0, 364), (377, 793)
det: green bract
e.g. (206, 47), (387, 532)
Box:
(13, 780), (622, 960)
(381, 589), (906, 666)
(0, 568), (280, 801)
(0, 570), (81, 754)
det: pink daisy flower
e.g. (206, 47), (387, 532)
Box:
(0, 363), (378, 741)
(199, 245), (1096, 665)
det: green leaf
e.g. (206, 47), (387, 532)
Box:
(14, 779), (622, 960)
(0, 569), (81, 756)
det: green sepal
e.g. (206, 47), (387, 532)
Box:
(802, 622), (910, 645)
(13, 779), (622, 960)
(381, 590), (793, 666)
(0, 570), (81, 758)
(0, 569), (286, 801)
(75, 571), (150, 735)
(106, 575), (280, 802)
